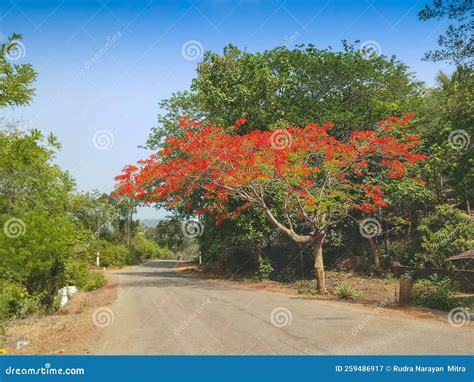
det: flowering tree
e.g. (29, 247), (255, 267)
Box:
(115, 114), (426, 293)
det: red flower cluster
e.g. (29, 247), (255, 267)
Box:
(114, 113), (426, 222)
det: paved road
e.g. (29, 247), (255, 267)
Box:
(93, 260), (472, 355)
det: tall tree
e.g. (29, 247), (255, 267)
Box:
(115, 115), (426, 293)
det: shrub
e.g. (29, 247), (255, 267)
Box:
(416, 205), (474, 267)
(412, 274), (458, 310)
(65, 260), (105, 291)
(257, 258), (273, 280)
(131, 235), (176, 261)
(131, 235), (160, 262)
(89, 240), (133, 267)
(155, 245), (175, 260)
(0, 283), (46, 319)
(334, 282), (361, 299)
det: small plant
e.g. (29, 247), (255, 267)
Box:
(294, 280), (319, 295)
(412, 274), (458, 310)
(257, 258), (274, 280)
(334, 282), (361, 299)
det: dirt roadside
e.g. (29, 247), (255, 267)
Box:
(3, 274), (117, 355)
(175, 263), (474, 327)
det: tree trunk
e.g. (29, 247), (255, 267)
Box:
(368, 238), (382, 274)
(313, 234), (328, 294)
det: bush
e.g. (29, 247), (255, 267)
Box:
(334, 282), (361, 299)
(0, 283), (46, 319)
(65, 260), (105, 291)
(257, 258), (273, 280)
(89, 240), (133, 267)
(416, 205), (474, 267)
(412, 274), (458, 310)
(155, 245), (175, 260)
(131, 235), (176, 261)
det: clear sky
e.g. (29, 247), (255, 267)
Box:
(0, 0), (452, 219)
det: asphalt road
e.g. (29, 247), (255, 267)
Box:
(93, 260), (472, 355)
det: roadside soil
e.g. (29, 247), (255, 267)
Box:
(3, 273), (117, 355)
(176, 262), (474, 326)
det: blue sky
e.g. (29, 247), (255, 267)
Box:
(0, 0), (451, 218)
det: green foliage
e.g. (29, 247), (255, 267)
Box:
(257, 258), (274, 280)
(412, 274), (459, 310)
(419, 0), (472, 65)
(146, 218), (186, 252)
(90, 240), (132, 267)
(0, 211), (84, 309)
(147, 43), (421, 148)
(131, 234), (175, 261)
(334, 282), (361, 299)
(0, 34), (37, 107)
(0, 282), (46, 319)
(65, 261), (105, 291)
(146, 42), (424, 269)
(415, 205), (474, 267)
(155, 246), (176, 260)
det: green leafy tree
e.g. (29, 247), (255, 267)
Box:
(416, 205), (474, 267)
(0, 34), (37, 107)
(419, 0), (473, 65)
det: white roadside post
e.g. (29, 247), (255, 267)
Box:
(96, 252), (100, 267)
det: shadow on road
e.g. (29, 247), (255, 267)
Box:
(113, 260), (243, 292)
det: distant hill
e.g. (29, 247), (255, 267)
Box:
(139, 219), (164, 228)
